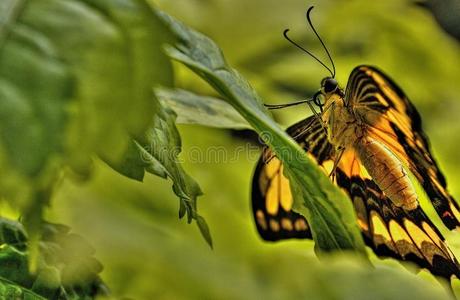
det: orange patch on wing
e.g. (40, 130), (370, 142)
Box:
(256, 210), (267, 230)
(269, 219), (280, 232)
(339, 149), (361, 177)
(281, 218), (293, 231)
(294, 219), (308, 231)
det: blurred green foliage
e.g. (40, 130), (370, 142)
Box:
(0, 0), (179, 298)
(0, 218), (107, 299)
(1, 0), (460, 299)
(0, 0), (174, 253)
(48, 1), (460, 298)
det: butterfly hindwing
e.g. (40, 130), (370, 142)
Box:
(346, 65), (460, 230)
(335, 152), (460, 279)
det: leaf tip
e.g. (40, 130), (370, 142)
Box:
(196, 215), (213, 249)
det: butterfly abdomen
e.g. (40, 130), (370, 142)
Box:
(355, 137), (418, 211)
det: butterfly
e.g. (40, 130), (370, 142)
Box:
(252, 7), (460, 280)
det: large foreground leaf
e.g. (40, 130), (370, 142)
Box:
(157, 10), (366, 254)
(0, 0), (169, 180)
(0, 0), (173, 251)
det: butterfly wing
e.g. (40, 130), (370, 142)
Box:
(252, 155), (312, 241)
(345, 65), (460, 230)
(252, 116), (460, 279)
(252, 116), (333, 241)
(336, 151), (460, 279)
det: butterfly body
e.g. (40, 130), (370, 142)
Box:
(321, 92), (363, 148)
(321, 85), (418, 210)
(356, 137), (418, 210)
(252, 65), (460, 279)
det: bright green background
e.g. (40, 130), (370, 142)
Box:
(36, 0), (460, 298)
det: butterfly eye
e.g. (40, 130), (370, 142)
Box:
(323, 78), (338, 93)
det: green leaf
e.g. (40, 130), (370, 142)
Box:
(0, 0), (171, 178)
(94, 13), (210, 244)
(0, 14), (73, 178)
(138, 103), (211, 246)
(0, 218), (108, 299)
(157, 88), (251, 129)
(22, 0), (173, 168)
(158, 10), (366, 254)
(106, 97), (211, 246)
(286, 254), (451, 300)
(0, 0), (173, 260)
(104, 140), (151, 182)
(196, 215), (213, 249)
(0, 277), (46, 300)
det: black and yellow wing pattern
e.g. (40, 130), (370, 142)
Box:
(346, 65), (460, 230)
(252, 117), (325, 241)
(252, 65), (460, 279)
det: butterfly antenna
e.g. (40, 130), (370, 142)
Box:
(264, 98), (313, 110)
(306, 6), (336, 78)
(283, 29), (334, 77)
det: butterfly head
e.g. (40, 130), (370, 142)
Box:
(321, 77), (339, 94)
(314, 77), (344, 109)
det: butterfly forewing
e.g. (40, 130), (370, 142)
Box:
(346, 65), (460, 230)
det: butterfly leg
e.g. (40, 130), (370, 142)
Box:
(321, 100), (335, 115)
(329, 146), (345, 181)
(306, 100), (328, 133)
